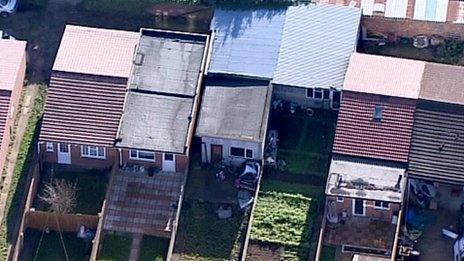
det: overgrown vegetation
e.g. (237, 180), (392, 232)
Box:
(0, 85), (47, 260)
(434, 39), (464, 65)
(98, 234), (132, 261)
(36, 166), (108, 215)
(321, 245), (336, 261)
(250, 191), (315, 260)
(176, 201), (245, 260)
(139, 236), (169, 261)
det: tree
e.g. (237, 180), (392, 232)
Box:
(39, 179), (78, 214)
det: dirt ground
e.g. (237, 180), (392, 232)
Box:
(246, 241), (284, 261)
(0, 1), (211, 84)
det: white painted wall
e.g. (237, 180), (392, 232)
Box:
(201, 136), (262, 165)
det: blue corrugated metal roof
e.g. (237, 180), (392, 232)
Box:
(208, 9), (286, 79)
(273, 4), (361, 89)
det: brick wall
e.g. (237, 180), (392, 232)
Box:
(362, 16), (464, 39)
(328, 196), (400, 221)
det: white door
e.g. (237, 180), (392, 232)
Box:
(162, 153), (176, 172)
(57, 143), (71, 164)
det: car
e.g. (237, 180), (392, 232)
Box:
(236, 161), (261, 190)
(0, 0), (18, 16)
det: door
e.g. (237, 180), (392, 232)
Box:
(57, 143), (71, 164)
(162, 153), (176, 172)
(330, 90), (341, 110)
(210, 144), (223, 163)
(353, 199), (365, 216)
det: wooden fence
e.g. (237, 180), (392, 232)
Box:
(25, 211), (99, 232)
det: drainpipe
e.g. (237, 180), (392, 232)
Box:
(201, 142), (208, 163)
(118, 148), (122, 167)
(37, 141), (43, 157)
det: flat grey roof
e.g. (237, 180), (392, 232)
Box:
(128, 30), (207, 96)
(196, 77), (270, 142)
(273, 4), (361, 89)
(208, 9), (286, 79)
(116, 92), (194, 153)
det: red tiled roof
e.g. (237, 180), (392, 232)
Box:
(0, 90), (12, 144)
(333, 91), (416, 163)
(39, 72), (127, 146)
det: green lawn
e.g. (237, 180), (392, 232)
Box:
(97, 234), (132, 261)
(0, 86), (47, 259)
(139, 236), (169, 261)
(37, 166), (108, 215)
(176, 201), (244, 260)
(22, 230), (90, 261)
(250, 180), (324, 260)
(271, 110), (337, 176)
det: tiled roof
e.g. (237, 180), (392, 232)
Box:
(408, 101), (464, 183)
(333, 91), (416, 163)
(272, 4), (361, 89)
(0, 40), (26, 91)
(53, 25), (139, 78)
(0, 91), (12, 145)
(343, 53), (424, 99)
(39, 72), (127, 146)
(420, 62), (464, 106)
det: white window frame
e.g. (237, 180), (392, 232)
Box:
(81, 145), (106, 159)
(374, 201), (390, 210)
(352, 199), (366, 216)
(306, 88), (324, 100)
(129, 149), (155, 162)
(46, 142), (54, 152)
(306, 88), (314, 98)
(229, 147), (253, 159)
(337, 196), (344, 202)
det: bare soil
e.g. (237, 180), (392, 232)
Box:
(246, 241), (284, 261)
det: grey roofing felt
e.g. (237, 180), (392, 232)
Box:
(208, 8), (286, 79)
(117, 92), (194, 153)
(128, 31), (206, 96)
(273, 4), (361, 89)
(196, 79), (271, 142)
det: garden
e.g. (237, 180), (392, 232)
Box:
(138, 236), (169, 261)
(97, 233), (132, 261)
(248, 180), (324, 260)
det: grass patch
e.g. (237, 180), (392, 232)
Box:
(0, 85), (47, 259)
(97, 234), (132, 261)
(21, 229), (90, 261)
(139, 236), (169, 261)
(260, 179), (324, 198)
(176, 201), (244, 260)
(321, 246), (336, 261)
(250, 191), (316, 260)
(36, 166), (108, 215)
(271, 110), (337, 176)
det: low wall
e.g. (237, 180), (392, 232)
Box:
(362, 16), (464, 39)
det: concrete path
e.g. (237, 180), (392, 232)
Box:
(129, 233), (143, 261)
(0, 84), (39, 224)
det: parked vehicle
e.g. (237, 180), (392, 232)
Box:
(0, 0), (18, 16)
(236, 161), (261, 190)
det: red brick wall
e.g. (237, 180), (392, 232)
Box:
(40, 143), (115, 168)
(328, 196), (400, 221)
(175, 154), (188, 173)
(362, 16), (464, 39)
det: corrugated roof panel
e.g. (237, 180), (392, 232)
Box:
(209, 9), (286, 79)
(385, 0), (408, 18)
(273, 4), (361, 89)
(0, 40), (26, 91)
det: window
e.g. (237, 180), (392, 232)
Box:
(373, 105), (383, 122)
(374, 201), (390, 210)
(46, 142), (54, 152)
(230, 147), (253, 159)
(314, 89), (323, 99)
(323, 89), (330, 99)
(81, 146), (105, 159)
(306, 88), (314, 98)
(337, 196), (344, 202)
(130, 150), (155, 162)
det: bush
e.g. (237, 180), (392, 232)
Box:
(433, 39), (464, 65)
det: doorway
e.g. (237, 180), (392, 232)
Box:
(57, 143), (71, 164)
(353, 199), (365, 216)
(162, 153), (176, 172)
(210, 144), (223, 163)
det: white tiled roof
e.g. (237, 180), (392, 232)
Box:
(0, 40), (26, 91)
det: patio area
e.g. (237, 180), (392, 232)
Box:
(324, 217), (395, 252)
(103, 169), (185, 237)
